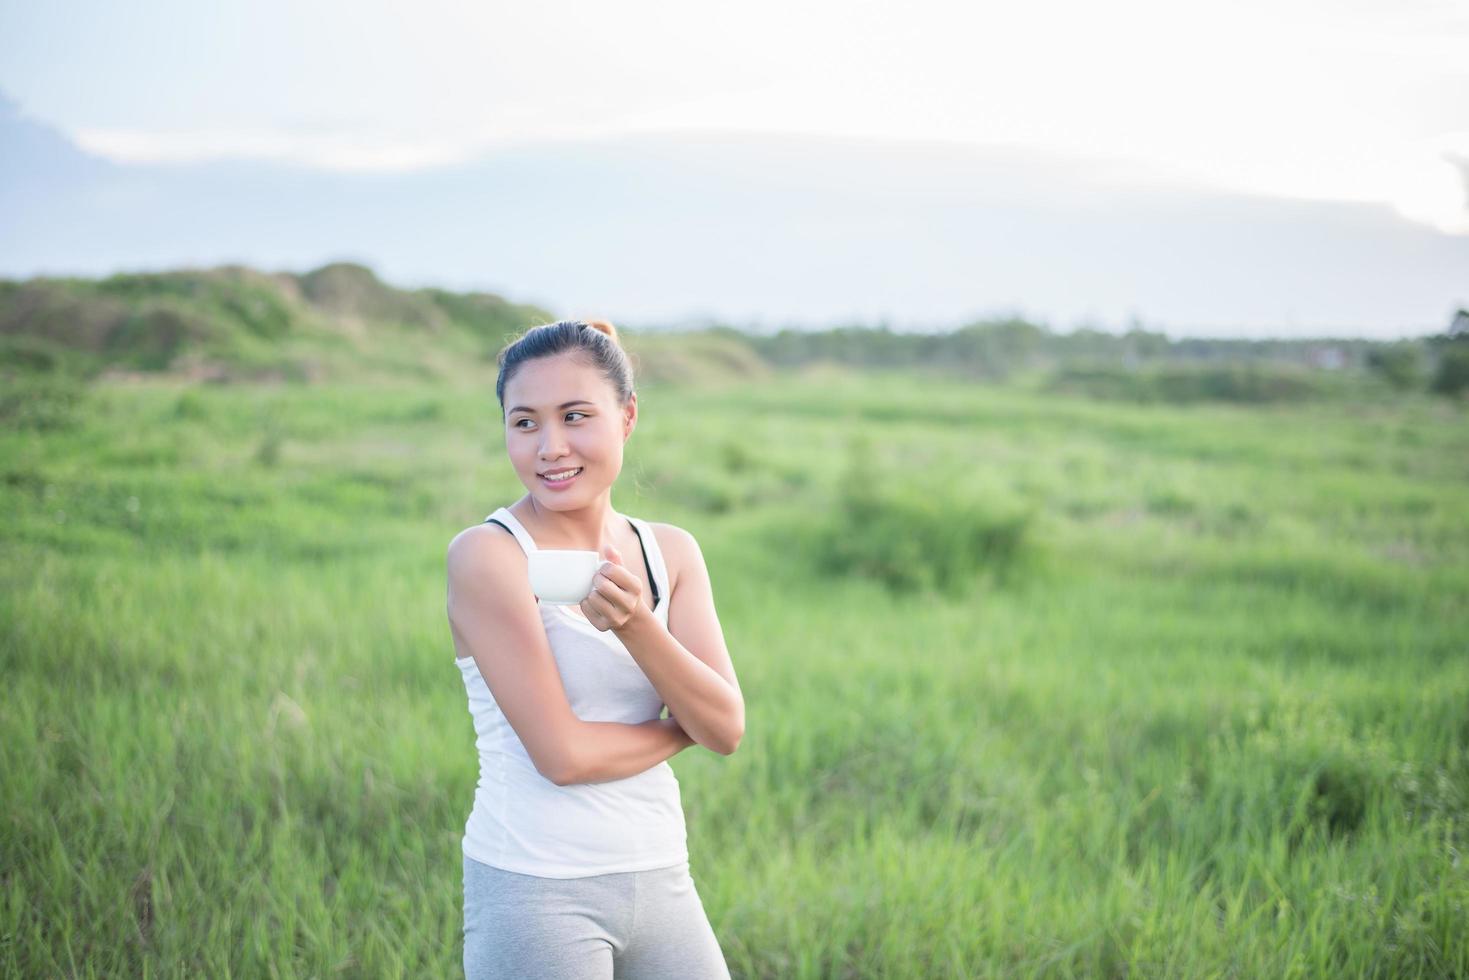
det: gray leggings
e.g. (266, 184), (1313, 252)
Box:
(462, 854), (731, 979)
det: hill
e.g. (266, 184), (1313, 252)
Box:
(0, 261), (553, 384)
(3, 261), (1465, 405)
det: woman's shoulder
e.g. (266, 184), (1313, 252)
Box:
(646, 521), (700, 592)
(446, 517), (522, 573)
(646, 519), (694, 544)
(642, 518), (695, 550)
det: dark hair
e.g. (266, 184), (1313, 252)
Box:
(495, 319), (634, 420)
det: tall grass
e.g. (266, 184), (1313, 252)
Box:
(2, 370), (1466, 977)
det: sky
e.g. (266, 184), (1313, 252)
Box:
(3, 0), (1465, 230)
(1, 0), (1466, 335)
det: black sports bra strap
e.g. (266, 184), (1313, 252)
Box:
(627, 519), (661, 609)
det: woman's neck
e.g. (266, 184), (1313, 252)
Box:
(513, 494), (620, 551)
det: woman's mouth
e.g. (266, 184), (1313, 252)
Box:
(540, 467), (583, 489)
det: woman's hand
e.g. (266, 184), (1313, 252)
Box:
(579, 542), (651, 633)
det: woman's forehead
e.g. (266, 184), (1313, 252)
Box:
(505, 355), (608, 404)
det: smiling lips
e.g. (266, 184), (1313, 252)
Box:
(540, 467), (583, 488)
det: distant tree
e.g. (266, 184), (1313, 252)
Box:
(1449, 308), (1469, 338)
(951, 317), (1049, 378)
(1431, 340), (1469, 397)
(1365, 342), (1424, 390)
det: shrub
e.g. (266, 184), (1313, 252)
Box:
(810, 437), (1035, 596)
(172, 391), (209, 421)
(0, 337), (60, 373)
(1431, 344), (1469, 398)
(1047, 361), (1327, 404)
(98, 268), (298, 340)
(0, 375), (87, 431)
(1365, 342), (1424, 390)
(103, 301), (216, 371)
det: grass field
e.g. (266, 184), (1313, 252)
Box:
(3, 366), (1466, 977)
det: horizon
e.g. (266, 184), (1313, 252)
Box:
(5, 255), (1459, 345)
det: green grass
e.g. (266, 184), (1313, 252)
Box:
(2, 368), (1466, 977)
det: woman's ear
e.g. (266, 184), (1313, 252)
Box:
(623, 393), (637, 439)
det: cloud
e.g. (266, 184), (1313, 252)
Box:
(1386, 133), (1469, 235)
(6, 112), (1468, 336)
(10, 0), (1467, 231)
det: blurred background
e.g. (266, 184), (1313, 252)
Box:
(2, 1), (1467, 977)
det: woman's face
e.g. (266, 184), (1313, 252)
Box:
(502, 352), (634, 506)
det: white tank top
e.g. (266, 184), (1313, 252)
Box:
(454, 505), (689, 878)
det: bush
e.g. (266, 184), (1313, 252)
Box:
(1431, 344), (1469, 398)
(0, 336), (61, 373)
(810, 437), (1035, 596)
(172, 391), (209, 421)
(103, 301), (216, 371)
(1047, 361), (1327, 404)
(98, 268), (298, 340)
(1365, 342), (1424, 390)
(0, 375), (87, 431)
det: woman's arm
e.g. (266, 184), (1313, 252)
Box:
(561, 717), (695, 785)
(450, 528), (693, 787)
(612, 527), (744, 755)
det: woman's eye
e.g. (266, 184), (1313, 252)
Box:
(514, 412), (586, 430)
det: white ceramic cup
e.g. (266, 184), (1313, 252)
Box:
(527, 549), (604, 604)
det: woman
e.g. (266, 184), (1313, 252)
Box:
(446, 319), (743, 978)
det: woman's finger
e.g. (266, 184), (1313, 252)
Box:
(582, 581), (623, 624)
(598, 560), (637, 594)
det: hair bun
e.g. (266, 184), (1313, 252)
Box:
(582, 319), (620, 347)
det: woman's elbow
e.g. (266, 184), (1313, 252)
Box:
(715, 721), (745, 756)
(535, 740), (582, 786)
(727, 703), (746, 754)
(546, 758), (581, 786)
